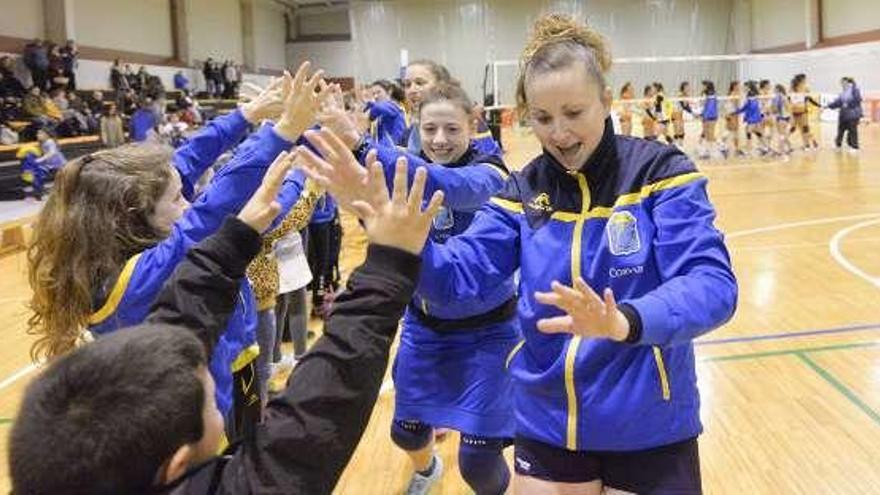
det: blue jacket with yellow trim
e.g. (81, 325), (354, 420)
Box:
(89, 112), (295, 415)
(367, 100), (408, 147)
(355, 139), (516, 321)
(418, 119), (737, 451)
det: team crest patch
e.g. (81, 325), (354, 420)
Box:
(606, 211), (641, 256)
(433, 206), (454, 231)
(528, 192), (553, 213)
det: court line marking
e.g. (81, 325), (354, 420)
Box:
(697, 322), (880, 346)
(796, 352), (880, 427)
(0, 363), (37, 393)
(0, 417), (12, 426)
(701, 341), (879, 362)
(726, 212), (880, 240)
(829, 219), (880, 288)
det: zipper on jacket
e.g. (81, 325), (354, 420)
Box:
(564, 172), (591, 450)
(652, 346), (671, 401)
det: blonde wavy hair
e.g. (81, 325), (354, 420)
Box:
(515, 14), (612, 116)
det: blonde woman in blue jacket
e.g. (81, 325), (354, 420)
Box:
(306, 15), (737, 495)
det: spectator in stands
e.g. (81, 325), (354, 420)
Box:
(174, 70), (189, 91)
(100, 103), (125, 148)
(66, 91), (94, 133)
(136, 66), (149, 93)
(203, 58), (216, 97)
(130, 98), (158, 142)
(60, 40), (78, 90)
(110, 59), (129, 92)
(159, 111), (189, 147)
(0, 122), (18, 145)
(87, 90), (105, 116)
(125, 64), (139, 92)
(23, 39), (49, 90)
(1, 96), (24, 124)
(118, 88), (139, 116)
(23, 87), (61, 129)
(212, 61), (224, 98)
(223, 60), (238, 99)
(51, 89), (69, 112)
(35, 128), (67, 171)
(0, 57), (26, 98)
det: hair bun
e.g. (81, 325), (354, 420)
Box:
(522, 14), (612, 73)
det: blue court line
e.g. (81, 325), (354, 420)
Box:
(696, 322), (880, 346)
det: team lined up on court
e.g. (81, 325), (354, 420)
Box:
(613, 74), (864, 161)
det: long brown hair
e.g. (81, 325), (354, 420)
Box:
(28, 144), (174, 361)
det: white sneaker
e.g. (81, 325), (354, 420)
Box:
(404, 454), (443, 495)
(847, 148), (860, 155)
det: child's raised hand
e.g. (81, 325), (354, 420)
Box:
(239, 77), (286, 123)
(275, 61), (332, 142)
(237, 150), (297, 233)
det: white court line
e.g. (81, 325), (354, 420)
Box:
(829, 219), (880, 289)
(727, 213), (880, 239)
(0, 363), (38, 392)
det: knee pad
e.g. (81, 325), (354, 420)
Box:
(746, 131), (752, 140)
(802, 125), (810, 133)
(458, 435), (510, 495)
(390, 420), (432, 451)
(754, 131), (763, 139)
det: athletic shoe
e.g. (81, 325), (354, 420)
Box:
(404, 454), (443, 495)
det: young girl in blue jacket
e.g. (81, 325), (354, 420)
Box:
(308, 15), (737, 495)
(402, 59), (502, 159)
(304, 83), (518, 495)
(27, 63), (330, 440)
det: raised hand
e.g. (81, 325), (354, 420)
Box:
(237, 150), (297, 233)
(274, 61), (331, 142)
(296, 128), (371, 210)
(534, 278), (630, 342)
(351, 157), (443, 255)
(239, 76), (286, 123)
(317, 87), (362, 149)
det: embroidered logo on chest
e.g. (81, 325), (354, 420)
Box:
(606, 211), (641, 256)
(527, 192), (553, 213)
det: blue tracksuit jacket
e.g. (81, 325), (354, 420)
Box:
(417, 119), (737, 451)
(355, 138), (514, 319)
(735, 97), (764, 125)
(89, 110), (294, 415)
(367, 100), (408, 147)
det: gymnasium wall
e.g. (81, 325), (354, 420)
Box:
(750, 0), (805, 51)
(330, 0), (743, 107)
(821, 0), (880, 39)
(287, 41), (354, 79)
(253, 1), (289, 71)
(0, 0), (44, 40)
(188, 0), (244, 64)
(73, 0), (174, 57)
(740, 41), (880, 96)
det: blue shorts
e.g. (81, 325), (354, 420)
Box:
(514, 436), (701, 493)
(392, 311), (520, 438)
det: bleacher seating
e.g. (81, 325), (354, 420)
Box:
(0, 136), (103, 201)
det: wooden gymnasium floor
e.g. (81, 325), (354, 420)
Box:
(0, 121), (879, 493)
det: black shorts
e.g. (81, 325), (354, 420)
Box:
(514, 436), (702, 494)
